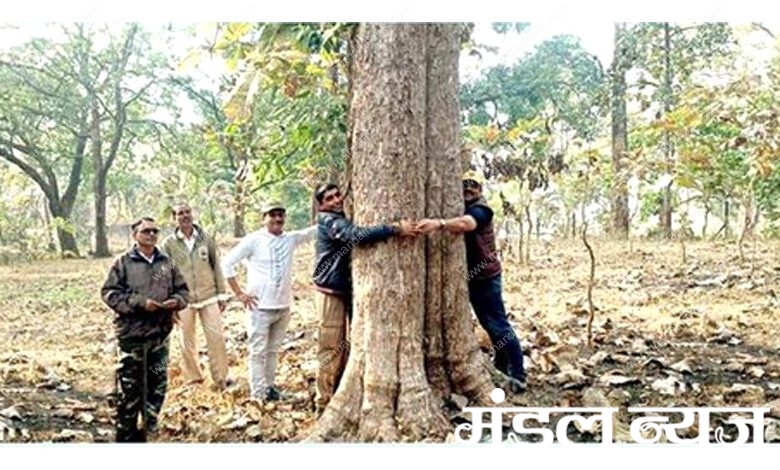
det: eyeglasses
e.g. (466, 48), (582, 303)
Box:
(176, 209), (191, 216)
(139, 229), (160, 235)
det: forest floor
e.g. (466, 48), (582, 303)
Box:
(1, 237), (779, 444)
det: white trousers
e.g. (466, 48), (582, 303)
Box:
(246, 308), (291, 398)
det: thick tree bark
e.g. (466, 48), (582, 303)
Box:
(48, 199), (79, 256)
(40, 194), (56, 251)
(610, 23), (630, 238)
(306, 23), (492, 443)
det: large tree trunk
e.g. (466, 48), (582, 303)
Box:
(306, 23), (492, 443)
(660, 22), (674, 239)
(610, 22), (630, 238)
(48, 200), (79, 256)
(41, 194), (56, 251)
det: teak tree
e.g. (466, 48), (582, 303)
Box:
(305, 23), (494, 442)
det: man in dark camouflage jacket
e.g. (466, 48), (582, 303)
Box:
(101, 217), (189, 442)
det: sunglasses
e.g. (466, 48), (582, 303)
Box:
(139, 228), (160, 235)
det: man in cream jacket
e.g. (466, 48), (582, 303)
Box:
(160, 203), (231, 390)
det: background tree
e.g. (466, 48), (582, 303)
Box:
(0, 23), (180, 257)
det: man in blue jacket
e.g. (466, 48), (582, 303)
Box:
(311, 183), (417, 413)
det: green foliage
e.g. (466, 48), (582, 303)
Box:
(461, 35), (605, 140)
(627, 22), (736, 104)
(491, 23), (531, 35)
(639, 190), (664, 222)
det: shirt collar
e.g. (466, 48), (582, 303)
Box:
(130, 245), (165, 263)
(176, 225), (200, 241)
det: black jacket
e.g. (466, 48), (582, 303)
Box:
(101, 246), (189, 341)
(312, 210), (397, 296)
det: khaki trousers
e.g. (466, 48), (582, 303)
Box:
(178, 303), (228, 386)
(315, 292), (350, 410)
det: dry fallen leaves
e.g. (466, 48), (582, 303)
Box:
(3, 239), (779, 443)
(0, 405), (21, 421)
(724, 384), (765, 405)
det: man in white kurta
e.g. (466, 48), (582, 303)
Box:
(221, 202), (316, 401)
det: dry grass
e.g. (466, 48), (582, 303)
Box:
(1, 237), (778, 443)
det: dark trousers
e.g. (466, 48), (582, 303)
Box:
(468, 274), (526, 382)
(115, 336), (169, 442)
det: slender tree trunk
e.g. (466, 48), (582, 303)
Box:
(233, 206), (246, 237)
(571, 211), (577, 239)
(660, 22), (674, 239)
(94, 178), (109, 256)
(233, 172), (247, 237)
(738, 194), (755, 263)
(611, 22), (630, 238)
(306, 23), (492, 443)
(524, 204), (532, 264)
(517, 214), (525, 265)
(724, 198), (731, 238)
(536, 215), (541, 240)
(91, 99), (111, 258)
(702, 202), (710, 238)
(742, 195), (755, 239)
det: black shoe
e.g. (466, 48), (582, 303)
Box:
(116, 427), (146, 443)
(265, 386), (281, 401)
(146, 421), (159, 437)
(506, 377), (527, 394)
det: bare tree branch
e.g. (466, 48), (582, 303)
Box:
(752, 22), (775, 39)
(0, 145), (52, 196)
